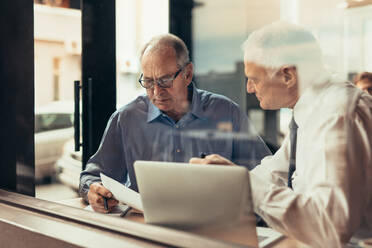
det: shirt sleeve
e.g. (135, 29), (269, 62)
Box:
(231, 103), (272, 169)
(79, 111), (127, 201)
(249, 105), (372, 246)
(251, 134), (291, 187)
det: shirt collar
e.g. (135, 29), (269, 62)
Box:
(188, 83), (204, 119)
(147, 99), (162, 122)
(146, 82), (204, 123)
(293, 73), (332, 125)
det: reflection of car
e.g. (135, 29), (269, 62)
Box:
(56, 139), (81, 190)
(35, 102), (74, 182)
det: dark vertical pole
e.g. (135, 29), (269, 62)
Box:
(169, 0), (194, 61)
(81, 0), (116, 169)
(74, 80), (81, 152)
(0, 0), (35, 196)
(264, 110), (279, 149)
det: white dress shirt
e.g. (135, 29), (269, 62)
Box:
(250, 79), (372, 246)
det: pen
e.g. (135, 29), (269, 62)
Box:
(103, 196), (108, 211)
(120, 206), (132, 217)
(200, 152), (206, 158)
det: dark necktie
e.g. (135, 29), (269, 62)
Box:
(287, 115), (298, 189)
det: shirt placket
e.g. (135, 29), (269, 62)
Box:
(173, 122), (182, 161)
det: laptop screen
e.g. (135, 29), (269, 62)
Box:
(134, 160), (258, 246)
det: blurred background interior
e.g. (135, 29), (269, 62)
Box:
(30, 0), (372, 201)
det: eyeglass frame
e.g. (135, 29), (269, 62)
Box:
(138, 62), (190, 89)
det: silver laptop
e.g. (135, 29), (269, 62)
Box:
(134, 160), (263, 246)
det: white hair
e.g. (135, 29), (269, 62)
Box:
(242, 21), (329, 87)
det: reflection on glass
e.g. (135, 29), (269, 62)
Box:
(34, 1), (81, 199)
(26, 1), (372, 246)
(115, 0), (168, 107)
(241, 19), (372, 246)
(193, 0), (281, 148)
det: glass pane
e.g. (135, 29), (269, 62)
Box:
(27, 1), (372, 246)
(34, 0), (80, 200)
(115, 0), (168, 106)
(193, 0), (281, 148)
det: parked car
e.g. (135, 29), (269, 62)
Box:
(56, 138), (81, 190)
(35, 101), (74, 183)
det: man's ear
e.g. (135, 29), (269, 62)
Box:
(184, 62), (194, 85)
(280, 65), (297, 88)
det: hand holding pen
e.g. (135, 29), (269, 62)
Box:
(87, 182), (119, 213)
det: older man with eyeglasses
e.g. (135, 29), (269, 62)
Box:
(79, 34), (271, 213)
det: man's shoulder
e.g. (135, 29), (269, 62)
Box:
(321, 81), (363, 114)
(303, 81), (367, 120)
(115, 95), (149, 119)
(196, 88), (239, 109)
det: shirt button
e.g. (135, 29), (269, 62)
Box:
(176, 149), (180, 153)
(175, 125), (179, 128)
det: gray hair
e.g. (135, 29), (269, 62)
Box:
(140, 34), (190, 68)
(242, 21), (323, 69)
(242, 21), (328, 86)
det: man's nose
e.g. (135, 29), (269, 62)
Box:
(246, 79), (255, 93)
(153, 83), (164, 95)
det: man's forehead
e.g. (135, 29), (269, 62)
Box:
(141, 54), (178, 78)
(142, 45), (176, 61)
(244, 61), (268, 76)
(142, 49), (177, 68)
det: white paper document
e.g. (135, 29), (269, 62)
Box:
(100, 173), (143, 211)
(84, 204), (131, 217)
(256, 227), (284, 247)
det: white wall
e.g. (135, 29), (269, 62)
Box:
(280, 0), (372, 79)
(115, 0), (168, 107)
(34, 4), (81, 107)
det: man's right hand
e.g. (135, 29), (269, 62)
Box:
(87, 182), (119, 213)
(189, 154), (236, 166)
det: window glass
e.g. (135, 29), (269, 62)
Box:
(193, 0), (372, 144)
(192, 0), (280, 147)
(35, 113), (73, 133)
(33, 0), (169, 200)
(34, 0), (80, 198)
(30, 0), (372, 223)
(115, 0), (168, 107)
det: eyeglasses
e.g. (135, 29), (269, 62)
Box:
(138, 63), (188, 89)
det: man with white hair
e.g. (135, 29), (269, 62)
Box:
(190, 21), (372, 246)
(80, 34), (271, 213)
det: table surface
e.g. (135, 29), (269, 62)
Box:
(57, 198), (303, 248)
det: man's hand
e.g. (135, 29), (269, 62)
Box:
(189, 154), (236, 166)
(87, 182), (119, 213)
